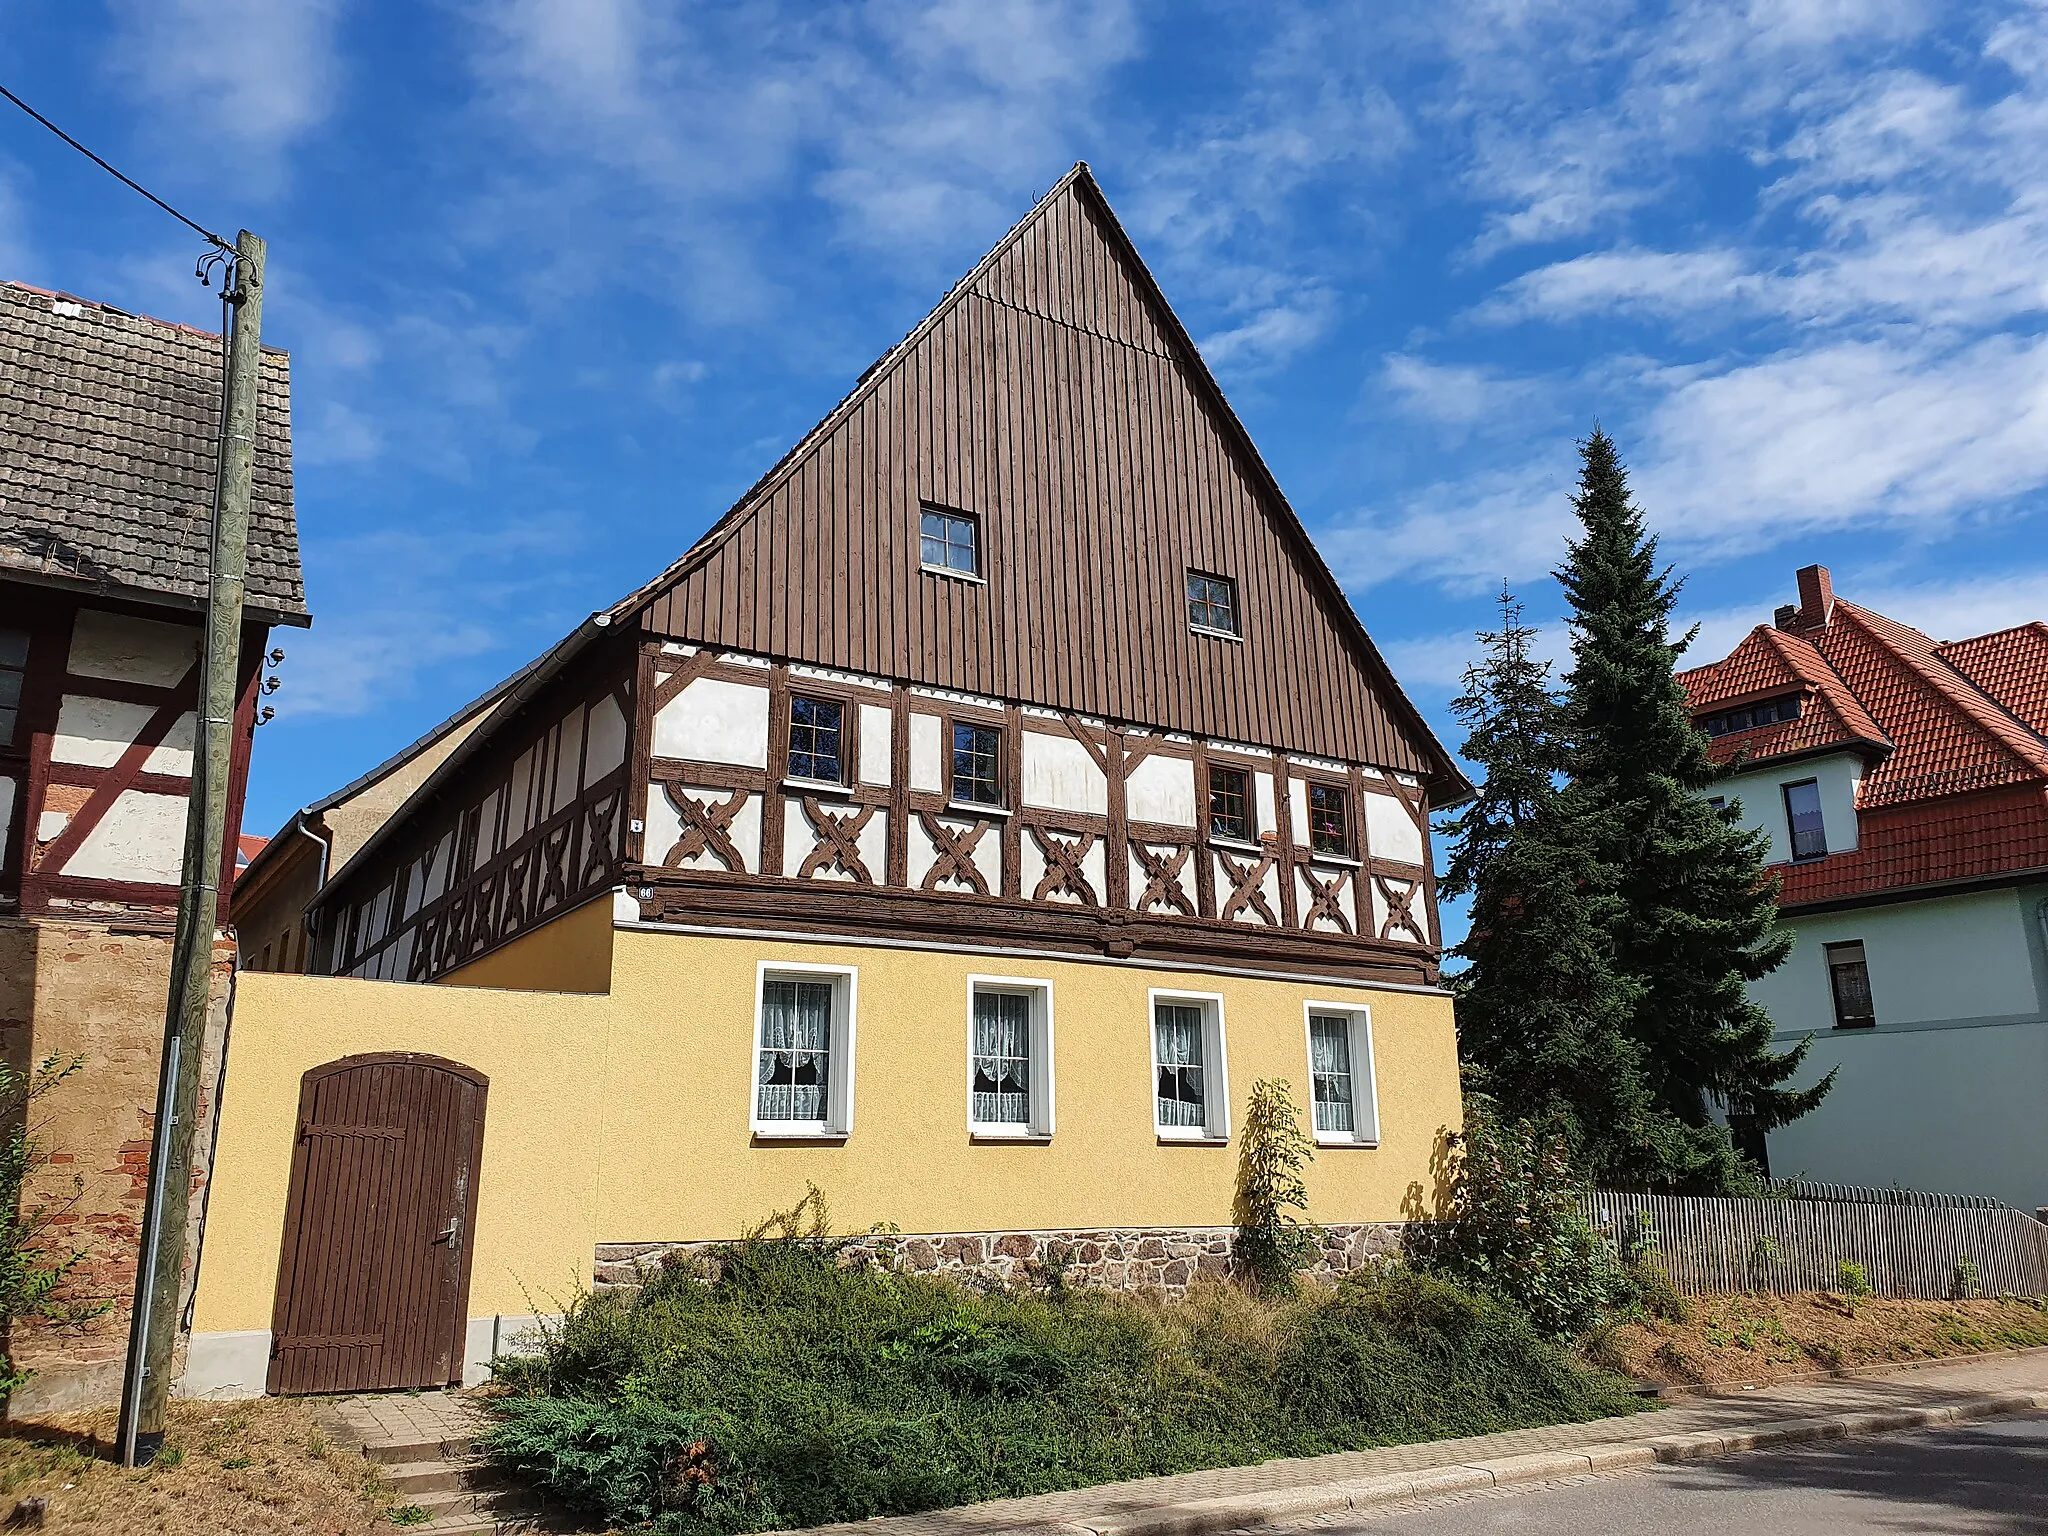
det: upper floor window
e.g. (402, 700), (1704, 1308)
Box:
(1209, 765), (1254, 843)
(787, 694), (845, 785)
(0, 628), (26, 746)
(1186, 570), (1240, 637)
(951, 722), (1003, 806)
(920, 506), (980, 577)
(1825, 941), (1874, 1028)
(1703, 694), (1803, 738)
(1782, 779), (1826, 860)
(1307, 782), (1350, 857)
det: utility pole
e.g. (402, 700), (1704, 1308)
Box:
(115, 230), (264, 1469)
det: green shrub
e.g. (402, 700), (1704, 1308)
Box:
(1836, 1260), (1872, 1299)
(1234, 1078), (1323, 1293)
(1409, 1103), (1627, 1338)
(0, 1053), (103, 1396)
(1624, 1258), (1692, 1324)
(1952, 1256), (1981, 1300)
(482, 1222), (1637, 1533)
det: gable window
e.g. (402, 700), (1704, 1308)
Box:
(1186, 570), (1240, 637)
(1782, 779), (1827, 860)
(1307, 782), (1350, 857)
(920, 506), (980, 577)
(1703, 694), (1803, 738)
(1825, 941), (1875, 1029)
(951, 721), (1003, 806)
(968, 976), (1055, 1138)
(787, 694), (845, 785)
(753, 964), (857, 1135)
(1305, 1005), (1379, 1146)
(0, 627), (26, 745)
(1209, 765), (1254, 843)
(1151, 990), (1229, 1141)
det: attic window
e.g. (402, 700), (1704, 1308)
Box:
(920, 505), (980, 578)
(1702, 694), (1802, 738)
(0, 627), (26, 745)
(1186, 571), (1240, 638)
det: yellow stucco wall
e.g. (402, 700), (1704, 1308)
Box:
(194, 921), (1461, 1336)
(437, 893), (616, 994)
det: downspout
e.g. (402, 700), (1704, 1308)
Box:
(292, 810), (331, 974)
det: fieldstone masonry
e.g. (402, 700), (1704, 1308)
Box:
(595, 1222), (1409, 1296)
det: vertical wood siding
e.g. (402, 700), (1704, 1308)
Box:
(642, 181), (1429, 778)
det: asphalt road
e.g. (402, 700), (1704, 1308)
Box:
(1295, 1415), (2048, 1534)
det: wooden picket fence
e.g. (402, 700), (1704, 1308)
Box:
(1579, 1183), (2048, 1299)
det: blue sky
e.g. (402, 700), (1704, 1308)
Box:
(6, 2), (2048, 888)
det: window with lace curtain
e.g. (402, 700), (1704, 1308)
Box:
(967, 977), (1054, 1137)
(752, 965), (857, 1135)
(1304, 1003), (1378, 1146)
(1150, 991), (1229, 1140)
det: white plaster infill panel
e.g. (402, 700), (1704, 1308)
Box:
(910, 812), (1000, 892)
(909, 713), (944, 793)
(0, 775), (16, 842)
(1129, 844), (1195, 913)
(52, 696), (196, 775)
(859, 703), (893, 785)
(1364, 790), (1425, 867)
(1124, 754), (1196, 827)
(1254, 771), (1277, 841)
(1020, 829), (1107, 904)
(653, 676), (769, 768)
(65, 790), (189, 883)
(645, 783), (759, 874)
(1370, 873), (1431, 945)
(586, 692), (629, 779)
(67, 609), (198, 688)
(1021, 731), (1106, 814)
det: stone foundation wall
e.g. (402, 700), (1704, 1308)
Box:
(595, 1222), (1408, 1296)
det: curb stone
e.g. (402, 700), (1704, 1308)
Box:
(1047, 1388), (2048, 1536)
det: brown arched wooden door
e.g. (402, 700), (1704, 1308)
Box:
(267, 1053), (488, 1394)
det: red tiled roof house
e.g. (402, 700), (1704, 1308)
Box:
(1677, 565), (2048, 1209)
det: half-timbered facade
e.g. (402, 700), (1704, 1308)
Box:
(183, 168), (1464, 1401)
(0, 280), (305, 1409)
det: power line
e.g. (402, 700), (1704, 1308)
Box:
(0, 82), (229, 251)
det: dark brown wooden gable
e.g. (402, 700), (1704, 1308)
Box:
(638, 169), (1449, 784)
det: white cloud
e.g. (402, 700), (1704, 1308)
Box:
(1376, 615), (1573, 696)
(1379, 352), (1551, 427)
(1478, 249), (1764, 323)
(109, 0), (345, 150)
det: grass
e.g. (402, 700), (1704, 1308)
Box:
(0, 1396), (396, 1535)
(1588, 1291), (2048, 1385)
(481, 1237), (1642, 1534)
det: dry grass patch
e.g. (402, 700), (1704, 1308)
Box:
(0, 1395), (396, 1535)
(1590, 1292), (2048, 1386)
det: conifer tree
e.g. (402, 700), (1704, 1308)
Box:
(1440, 589), (1663, 1185)
(1555, 430), (1830, 1191)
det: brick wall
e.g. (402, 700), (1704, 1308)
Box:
(0, 916), (231, 1414)
(595, 1222), (1409, 1296)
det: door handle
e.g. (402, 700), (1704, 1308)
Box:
(433, 1217), (462, 1250)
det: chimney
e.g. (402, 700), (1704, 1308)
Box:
(1774, 604), (1800, 630)
(1795, 565), (1834, 630)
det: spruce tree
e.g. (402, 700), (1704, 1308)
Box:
(1440, 589), (1662, 1185)
(1555, 430), (1830, 1191)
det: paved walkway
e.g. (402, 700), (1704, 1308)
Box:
(319, 1388), (486, 1459)
(797, 1354), (2048, 1536)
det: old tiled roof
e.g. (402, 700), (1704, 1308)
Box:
(0, 281), (307, 624)
(1939, 622), (2048, 738)
(1679, 570), (2048, 903)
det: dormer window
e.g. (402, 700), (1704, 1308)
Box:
(1186, 571), (1240, 637)
(920, 505), (980, 578)
(1703, 694), (1802, 738)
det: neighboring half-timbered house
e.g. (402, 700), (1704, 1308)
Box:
(0, 281), (306, 1409)
(184, 168), (1466, 1400)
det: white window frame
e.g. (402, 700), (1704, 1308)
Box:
(749, 961), (858, 1138)
(1148, 988), (1230, 1143)
(964, 974), (1056, 1140)
(1302, 1001), (1380, 1148)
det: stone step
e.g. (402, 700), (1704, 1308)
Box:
(400, 1483), (545, 1524)
(364, 1433), (477, 1465)
(379, 1456), (504, 1495)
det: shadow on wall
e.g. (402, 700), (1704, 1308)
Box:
(1401, 1124), (1459, 1223)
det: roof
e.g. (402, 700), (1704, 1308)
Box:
(1678, 566), (2048, 901)
(0, 280), (307, 625)
(236, 834), (267, 867)
(622, 163), (1469, 804)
